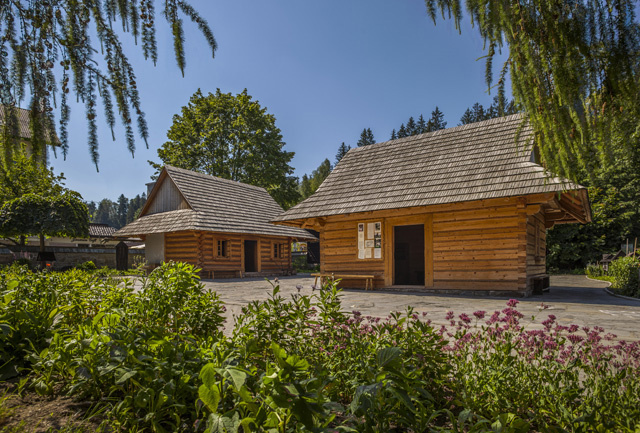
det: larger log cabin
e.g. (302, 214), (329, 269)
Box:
(273, 115), (591, 296)
(116, 166), (315, 278)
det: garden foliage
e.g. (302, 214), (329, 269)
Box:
(608, 256), (640, 298)
(1, 262), (639, 432)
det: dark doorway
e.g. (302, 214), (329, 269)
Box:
(394, 225), (425, 285)
(244, 240), (257, 272)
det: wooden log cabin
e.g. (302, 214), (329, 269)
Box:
(273, 115), (591, 296)
(115, 166), (315, 278)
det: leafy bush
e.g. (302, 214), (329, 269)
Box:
(609, 256), (640, 297)
(76, 261), (97, 271)
(2, 264), (639, 432)
(586, 263), (605, 277)
(12, 258), (32, 269)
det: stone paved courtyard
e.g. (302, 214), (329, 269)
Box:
(200, 274), (640, 341)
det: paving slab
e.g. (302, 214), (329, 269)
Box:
(200, 274), (640, 341)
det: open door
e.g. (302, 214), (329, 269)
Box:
(394, 225), (425, 285)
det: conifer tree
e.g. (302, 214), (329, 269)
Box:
(390, 129), (397, 140)
(417, 115), (428, 134)
(0, 1), (217, 168)
(397, 124), (407, 138)
(427, 107), (447, 132)
(335, 142), (351, 165)
(406, 117), (417, 136)
(357, 128), (375, 147)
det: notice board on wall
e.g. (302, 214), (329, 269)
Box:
(358, 222), (382, 259)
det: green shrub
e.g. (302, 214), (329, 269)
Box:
(609, 256), (640, 297)
(76, 261), (97, 271)
(12, 258), (32, 270)
(586, 263), (605, 277)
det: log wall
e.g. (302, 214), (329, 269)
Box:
(163, 231), (292, 277)
(318, 196), (549, 294)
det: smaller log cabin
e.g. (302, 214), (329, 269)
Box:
(273, 115), (592, 296)
(115, 166), (315, 278)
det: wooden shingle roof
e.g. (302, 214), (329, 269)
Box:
(274, 115), (585, 222)
(115, 166), (315, 240)
(0, 106), (60, 144)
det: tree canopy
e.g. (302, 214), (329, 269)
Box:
(0, 149), (87, 242)
(0, 192), (88, 240)
(0, 0), (216, 167)
(151, 89), (299, 209)
(425, 0), (640, 180)
(298, 158), (332, 201)
(357, 128), (376, 147)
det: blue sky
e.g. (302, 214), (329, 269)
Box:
(50, 0), (510, 203)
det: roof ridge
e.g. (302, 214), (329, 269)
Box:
(164, 165), (268, 193)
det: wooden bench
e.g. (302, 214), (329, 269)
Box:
(311, 273), (375, 291)
(199, 269), (241, 279)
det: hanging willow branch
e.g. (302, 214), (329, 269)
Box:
(0, 0), (217, 169)
(425, 0), (640, 182)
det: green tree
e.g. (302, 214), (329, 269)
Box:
(299, 159), (332, 200)
(0, 0), (216, 167)
(94, 198), (118, 227)
(0, 193), (88, 257)
(126, 193), (147, 224)
(427, 106), (447, 132)
(425, 0), (640, 181)
(335, 142), (351, 165)
(397, 124), (408, 138)
(357, 128), (375, 147)
(116, 194), (129, 229)
(0, 148), (66, 204)
(151, 89), (299, 209)
(390, 129), (397, 140)
(86, 201), (97, 220)
(459, 97), (519, 125)
(417, 114), (428, 134)
(0, 149), (88, 255)
(406, 117), (417, 136)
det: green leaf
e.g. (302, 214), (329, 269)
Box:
(225, 367), (247, 391)
(200, 363), (217, 388)
(115, 369), (136, 385)
(376, 346), (402, 368)
(199, 384), (220, 413)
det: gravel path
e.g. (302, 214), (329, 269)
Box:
(200, 274), (640, 340)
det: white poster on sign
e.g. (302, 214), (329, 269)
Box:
(367, 223), (375, 239)
(364, 248), (372, 259)
(358, 249), (365, 259)
(374, 248), (381, 259)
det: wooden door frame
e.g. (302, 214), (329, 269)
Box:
(383, 214), (433, 287)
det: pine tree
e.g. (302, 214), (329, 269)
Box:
(335, 142), (351, 165)
(397, 124), (408, 138)
(357, 128), (376, 147)
(116, 194), (129, 229)
(406, 117), (417, 136)
(428, 107), (447, 131)
(417, 115), (428, 134)
(390, 129), (397, 140)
